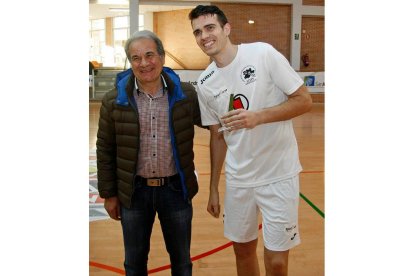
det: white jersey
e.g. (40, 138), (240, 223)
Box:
(197, 42), (304, 187)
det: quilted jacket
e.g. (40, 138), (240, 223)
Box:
(96, 67), (203, 208)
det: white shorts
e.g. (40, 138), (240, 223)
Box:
(223, 175), (301, 251)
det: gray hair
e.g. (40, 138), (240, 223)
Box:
(124, 30), (165, 61)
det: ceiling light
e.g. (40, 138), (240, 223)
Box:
(248, 20), (255, 24)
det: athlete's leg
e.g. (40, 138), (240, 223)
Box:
(233, 239), (260, 276)
(256, 176), (301, 276)
(264, 248), (289, 276)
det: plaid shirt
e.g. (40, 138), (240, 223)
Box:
(133, 76), (177, 178)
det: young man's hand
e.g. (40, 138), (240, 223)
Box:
(207, 190), (220, 218)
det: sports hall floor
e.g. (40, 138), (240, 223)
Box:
(89, 101), (324, 275)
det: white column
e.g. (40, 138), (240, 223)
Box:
(129, 0), (139, 35)
(290, 0), (302, 70)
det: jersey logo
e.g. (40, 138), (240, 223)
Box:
(232, 94), (249, 110)
(200, 70), (215, 85)
(240, 65), (256, 85)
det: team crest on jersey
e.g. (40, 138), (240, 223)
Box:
(240, 65), (256, 85)
(232, 94), (249, 110)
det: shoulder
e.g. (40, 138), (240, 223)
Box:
(98, 89), (119, 118)
(102, 88), (118, 103)
(180, 82), (197, 98)
(242, 42), (279, 54)
(197, 64), (218, 88)
(181, 81), (196, 93)
(239, 42), (278, 61)
(241, 42), (272, 50)
(198, 63), (217, 81)
(247, 42), (285, 63)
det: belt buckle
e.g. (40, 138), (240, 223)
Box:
(147, 178), (163, 186)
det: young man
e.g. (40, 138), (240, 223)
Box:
(96, 30), (203, 276)
(189, 5), (312, 276)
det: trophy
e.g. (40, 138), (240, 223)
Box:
(206, 93), (234, 132)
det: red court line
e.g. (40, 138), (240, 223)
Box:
(90, 171), (324, 274)
(89, 261), (125, 275)
(90, 224), (264, 274)
(148, 263), (171, 274)
(190, 241), (233, 262)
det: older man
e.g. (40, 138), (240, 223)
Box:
(96, 30), (203, 276)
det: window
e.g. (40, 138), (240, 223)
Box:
(112, 15), (145, 68)
(89, 19), (105, 65)
(113, 16), (129, 68)
(89, 14), (144, 68)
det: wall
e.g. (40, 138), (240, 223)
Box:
(213, 3), (292, 60)
(151, 2), (324, 72)
(300, 16), (324, 71)
(153, 4), (295, 70)
(154, 9), (210, 69)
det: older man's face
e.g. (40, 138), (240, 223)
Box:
(128, 38), (165, 85)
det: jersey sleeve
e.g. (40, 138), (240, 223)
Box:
(264, 44), (304, 95)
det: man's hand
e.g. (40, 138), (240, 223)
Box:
(221, 109), (258, 131)
(221, 85), (312, 131)
(207, 189), (220, 218)
(104, 196), (121, 221)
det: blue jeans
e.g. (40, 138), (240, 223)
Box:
(121, 177), (193, 276)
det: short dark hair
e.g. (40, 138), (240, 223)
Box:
(188, 5), (228, 27)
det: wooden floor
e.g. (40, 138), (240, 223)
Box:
(89, 101), (324, 275)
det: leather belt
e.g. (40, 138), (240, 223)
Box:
(135, 174), (179, 186)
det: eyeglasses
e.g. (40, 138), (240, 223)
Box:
(130, 52), (160, 64)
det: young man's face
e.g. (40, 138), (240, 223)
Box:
(191, 14), (230, 57)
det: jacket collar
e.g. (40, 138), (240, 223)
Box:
(115, 67), (186, 106)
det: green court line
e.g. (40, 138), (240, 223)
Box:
(300, 193), (325, 218)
